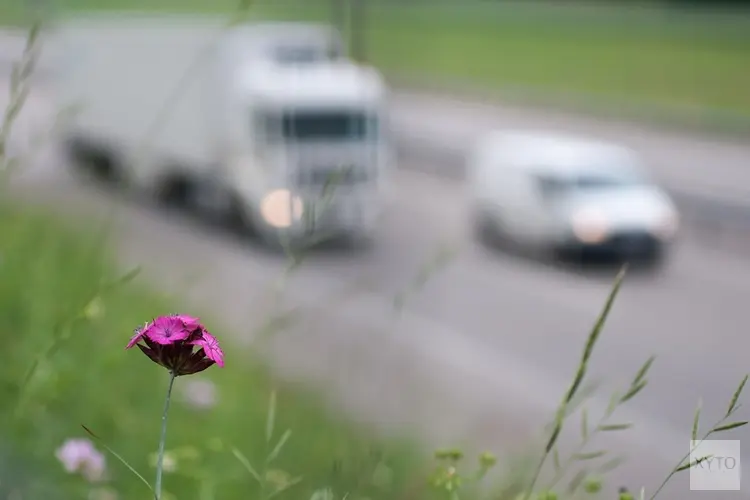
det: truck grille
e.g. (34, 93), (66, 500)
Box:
(299, 193), (362, 234)
(297, 165), (368, 187)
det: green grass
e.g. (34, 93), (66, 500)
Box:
(2, 0), (750, 115)
(0, 202), (427, 499)
(369, 5), (750, 113)
(1, 203), (746, 500)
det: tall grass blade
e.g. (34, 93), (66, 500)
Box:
(726, 375), (748, 418)
(266, 390), (277, 444)
(231, 447), (262, 483)
(267, 429), (292, 464)
(564, 264), (627, 405)
(710, 421), (748, 433)
(692, 399), (702, 441)
(81, 425), (154, 493)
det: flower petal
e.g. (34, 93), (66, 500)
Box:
(174, 314), (202, 330)
(125, 323), (150, 350)
(145, 316), (191, 345)
(125, 331), (144, 350)
(197, 331), (224, 368)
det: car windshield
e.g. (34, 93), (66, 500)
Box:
(536, 171), (648, 198)
(271, 40), (341, 64)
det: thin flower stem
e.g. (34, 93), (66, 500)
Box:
(523, 455), (546, 500)
(155, 371), (177, 500)
(199, 478), (215, 500)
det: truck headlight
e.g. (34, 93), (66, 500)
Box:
(259, 189), (304, 229)
(570, 207), (609, 244)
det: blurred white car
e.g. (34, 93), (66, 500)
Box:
(467, 130), (679, 264)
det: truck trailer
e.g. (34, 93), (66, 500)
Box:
(49, 13), (391, 246)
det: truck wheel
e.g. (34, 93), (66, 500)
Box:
(64, 136), (122, 186)
(472, 206), (508, 249)
(155, 173), (196, 211)
(340, 227), (375, 252)
(472, 208), (494, 245)
(226, 192), (263, 238)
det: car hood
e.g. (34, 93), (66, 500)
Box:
(558, 187), (677, 231)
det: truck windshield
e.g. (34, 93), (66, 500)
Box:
(262, 110), (376, 142)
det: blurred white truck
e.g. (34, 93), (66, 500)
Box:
(49, 14), (391, 246)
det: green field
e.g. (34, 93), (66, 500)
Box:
(0, 202), (426, 499)
(3, 0), (750, 116)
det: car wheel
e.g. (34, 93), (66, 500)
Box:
(638, 245), (670, 274)
(156, 173), (195, 210)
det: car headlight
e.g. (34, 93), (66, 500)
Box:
(570, 207), (609, 244)
(259, 189), (304, 229)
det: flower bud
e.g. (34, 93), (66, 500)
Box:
(479, 451), (497, 468)
(584, 477), (603, 494)
(434, 448), (464, 461)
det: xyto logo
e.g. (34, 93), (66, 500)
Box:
(695, 455), (738, 471)
(689, 440), (741, 491)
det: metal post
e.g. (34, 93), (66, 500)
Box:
(350, 0), (366, 63)
(331, 0), (347, 41)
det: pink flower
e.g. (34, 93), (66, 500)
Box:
(173, 314), (201, 331)
(191, 331), (225, 368)
(55, 438), (106, 483)
(125, 322), (150, 349)
(143, 316), (191, 345)
(181, 379), (218, 410)
(125, 315), (198, 349)
(125, 314), (224, 376)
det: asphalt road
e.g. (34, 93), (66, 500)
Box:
(390, 90), (750, 203)
(4, 79), (750, 499)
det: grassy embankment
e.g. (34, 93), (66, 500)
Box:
(0, 201), (429, 499)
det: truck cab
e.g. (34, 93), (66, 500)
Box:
(226, 60), (388, 244)
(214, 26), (389, 245)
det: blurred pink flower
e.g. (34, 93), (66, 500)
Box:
(181, 379), (218, 410)
(125, 314), (224, 376)
(55, 438), (106, 483)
